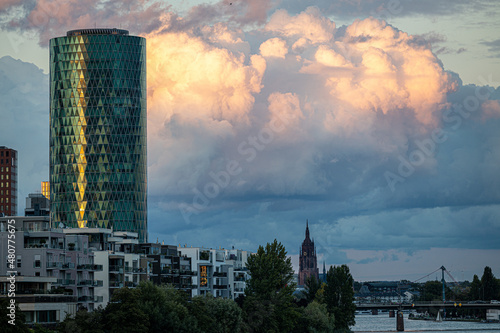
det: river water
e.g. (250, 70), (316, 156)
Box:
(352, 313), (500, 332)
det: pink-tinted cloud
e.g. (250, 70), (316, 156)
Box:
(4, 0), (169, 45)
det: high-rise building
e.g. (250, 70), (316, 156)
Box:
(0, 146), (18, 216)
(49, 29), (147, 242)
(41, 181), (50, 199)
(298, 220), (319, 285)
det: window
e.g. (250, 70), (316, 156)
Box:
(34, 255), (41, 268)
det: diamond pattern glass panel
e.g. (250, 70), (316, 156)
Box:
(50, 30), (147, 242)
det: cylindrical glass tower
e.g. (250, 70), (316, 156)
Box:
(50, 28), (147, 242)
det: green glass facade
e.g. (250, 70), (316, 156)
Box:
(50, 29), (147, 242)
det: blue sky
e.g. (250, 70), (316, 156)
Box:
(0, 0), (499, 281)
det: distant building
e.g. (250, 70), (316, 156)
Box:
(140, 243), (194, 296)
(298, 220), (319, 286)
(0, 216), (100, 313)
(0, 146), (17, 216)
(178, 246), (251, 299)
(41, 181), (50, 199)
(25, 193), (50, 216)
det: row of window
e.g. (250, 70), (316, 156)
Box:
(0, 205), (9, 211)
(0, 198), (10, 203)
(0, 158), (14, 165)
(0, 166), (11, 172)
(0, 151), (10, 157)
(0, 182), (10, 187)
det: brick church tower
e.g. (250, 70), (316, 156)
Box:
(298, 220), (319, 285)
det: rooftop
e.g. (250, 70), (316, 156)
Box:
(67, 28), (129, 36)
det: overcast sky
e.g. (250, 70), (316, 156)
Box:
(0, 0), (499, 282)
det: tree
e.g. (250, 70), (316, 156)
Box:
(0, 297), (30, 333)
(481, 266), (499, 301)
(324, 265), (356, 331)
(293, 301), (335, 333)
(243, 239), (299, 333)
(303, 275), (321, 304)
(103, 287), (149, 333)
(57, 307), (104, 333)
(135, 282), (196, 333)
(469, 275), (481, 301)
(189, 294), (243, 333)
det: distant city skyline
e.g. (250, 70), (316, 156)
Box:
(0, 0), (499, 282)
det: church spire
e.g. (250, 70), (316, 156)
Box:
(305, 219), (310, 240)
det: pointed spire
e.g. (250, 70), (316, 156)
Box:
(305, 219), (310, 240)
(323, 261), (326, 275)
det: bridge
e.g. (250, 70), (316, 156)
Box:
(356, 302), (500, 310)
(355, 266), (499, 331)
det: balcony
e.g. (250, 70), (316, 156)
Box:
(109, 281), (123, 288)
(77, 295), (94, 302)
(109, 265), (123, 274)
(55, 279), (75, 286)
(61, 263), (75, 269)
(93, 280), (103, 287)
(180, 270), (196, 276)
(213, 284), (228, 289)
(94, 296), (104, 303)
(77, 280), (93, 286)
(180, 284), (197, 289)
(213, 272), (227, 277)
(124, 281), (138, 288)
(133, 267), (147, 273)
(77, 264), (103, 271)
(46, 262), (62, 269)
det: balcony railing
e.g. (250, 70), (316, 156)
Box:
(93, 280), (103, 287)
(55, 279), (75, 286)
(109, 265), (123, 273)
(77, 295), (94, 302)
(61, 263), (75, 269)
(109, 281), (123, 288)
(124, 281), (138, 288)
(213, 284), (228, 289)
(77, 264), (103, 271)
(213, 272), (227, 277)
(46, 262), (62, 269)
(77, 280), (93, 286)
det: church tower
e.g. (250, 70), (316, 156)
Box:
(298, 220), (319, 285)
